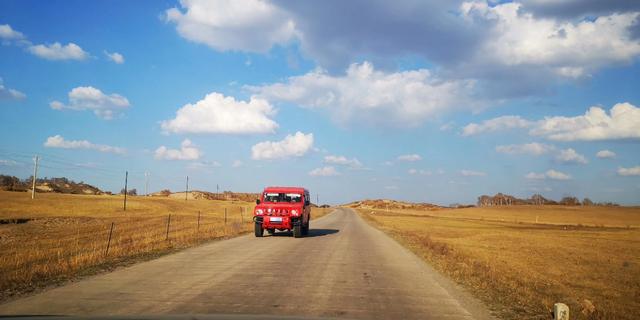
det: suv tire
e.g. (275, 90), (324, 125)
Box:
(293, 224), (302, 238)
(254, 223), (264, 237)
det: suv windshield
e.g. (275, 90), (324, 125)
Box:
(263, 192), (302, 203)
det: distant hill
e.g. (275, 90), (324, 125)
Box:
(0, 175), (105, 195)
(345, 199), (442, 210)
(150, 190), (260, 202)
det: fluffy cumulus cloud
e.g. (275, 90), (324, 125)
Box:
(165, 0), (296, 53)
(524, 172), (546, 180)
(251, 131), (314, 160)
(0, 24), (25, 40)
(397, 154), (422, 162)
(187, 160), (221, 171)
(44, 135), (125, 155)
(50, 86), (130, 120)
(518, 0), (640, 19)
(324, 155), (362, 168)
(495, 142), (554, 155)
(155, 139), (201, 160)
(618, 166), (640, 176)
(250, 62), (478, 126)
(161, 92), (278, 134)
(545, 169), (572, 180)
(308, 166), (339, 177)
(526, 169), (571, 180)
(462, 116), (531, 136)
(408, 169), (432, 176)
(596, 150), (616, 159)
(166, 1), (640, 99)
(460, 169), (486, 176)
(556, 148), (588, 164)
(463, 102), (640, 141)
(28, 42), (89, 61)
(0, 78), (26, 101)
(461, 2), (640, 80)
(531, 102), (640, 141)
(104, 51), (124, 64)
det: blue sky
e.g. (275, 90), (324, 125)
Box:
(1, 0), (639, 205)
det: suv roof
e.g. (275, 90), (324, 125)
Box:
(263, 186), (308, 193)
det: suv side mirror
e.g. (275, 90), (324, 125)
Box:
(305, 199), (310, 206)
(256, 199), (261, 205)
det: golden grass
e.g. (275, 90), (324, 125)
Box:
(0, 191), (333, 301)
(357, 206), (640, 320)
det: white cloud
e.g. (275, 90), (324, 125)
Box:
(463, 102), (640, 141)
(526, 169), (572, 180)
(495, 142), (554, 155)
(545, 169), (571, 180)
(104, 51), (124, 64)
(531, 102), (640, 141)
(0, 78), (26, 100)
(0, 24), (24, 40)
(324, 155), (362, 168)
(308, 166), (339, 177)
(596, 150), (616, 159)
(462, 116), (531, 136)
(385, 185), (399, 190)
(460, 169), (487, 176)
(155, 139), (201, 161)
(44, 135), (125, 155)
(461, 2), (640, 79)
(251, 131), (314, 160)
(165, 0), (297, 53)
(618, 166), (640, 176)
(50, 86), (130, 120)
(408, 169), (432, 176)
(187, 160), (221, 170)
(525, 172), (546, 180)
(250, 61), (478, 126)
(232, 160), (243, 168)
(556, 148), (588, 164)
(0, 159), (19, 166)
(161, 92), (278, 134)
(28, 42), (89, 60)
(397, 154), (422, 162)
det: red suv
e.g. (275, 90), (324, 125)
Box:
(253, 186), (311, 238)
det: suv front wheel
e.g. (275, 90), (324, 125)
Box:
(254, 223), (264, 237)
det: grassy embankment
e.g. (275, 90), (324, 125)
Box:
(0, 191), (333, 301)
(356, 205), (640, 320)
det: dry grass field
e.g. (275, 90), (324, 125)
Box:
(0, 191), (333, 301)
(357, 205), (640, 320)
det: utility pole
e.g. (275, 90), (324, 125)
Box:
(316, 194), (319, 206)
(31, 155), (39, 199)
(185, 176), (189, 201)
(216, 184), (219, 194)
(144, 171), (149, 196)
(123, 171), (128, 211)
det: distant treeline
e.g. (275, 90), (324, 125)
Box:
(477, 193), (618, 207)
(0, 175), (105, 195)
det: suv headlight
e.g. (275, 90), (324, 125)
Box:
(291, 209), (298, 216)
(256, 209), (264, 215)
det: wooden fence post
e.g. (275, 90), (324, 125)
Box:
(105, 222), (115, 256)
(197, 210), (201, 233)
(165, 214), (171, 241)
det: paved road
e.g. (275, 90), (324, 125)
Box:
(0, 208), (494, 319)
